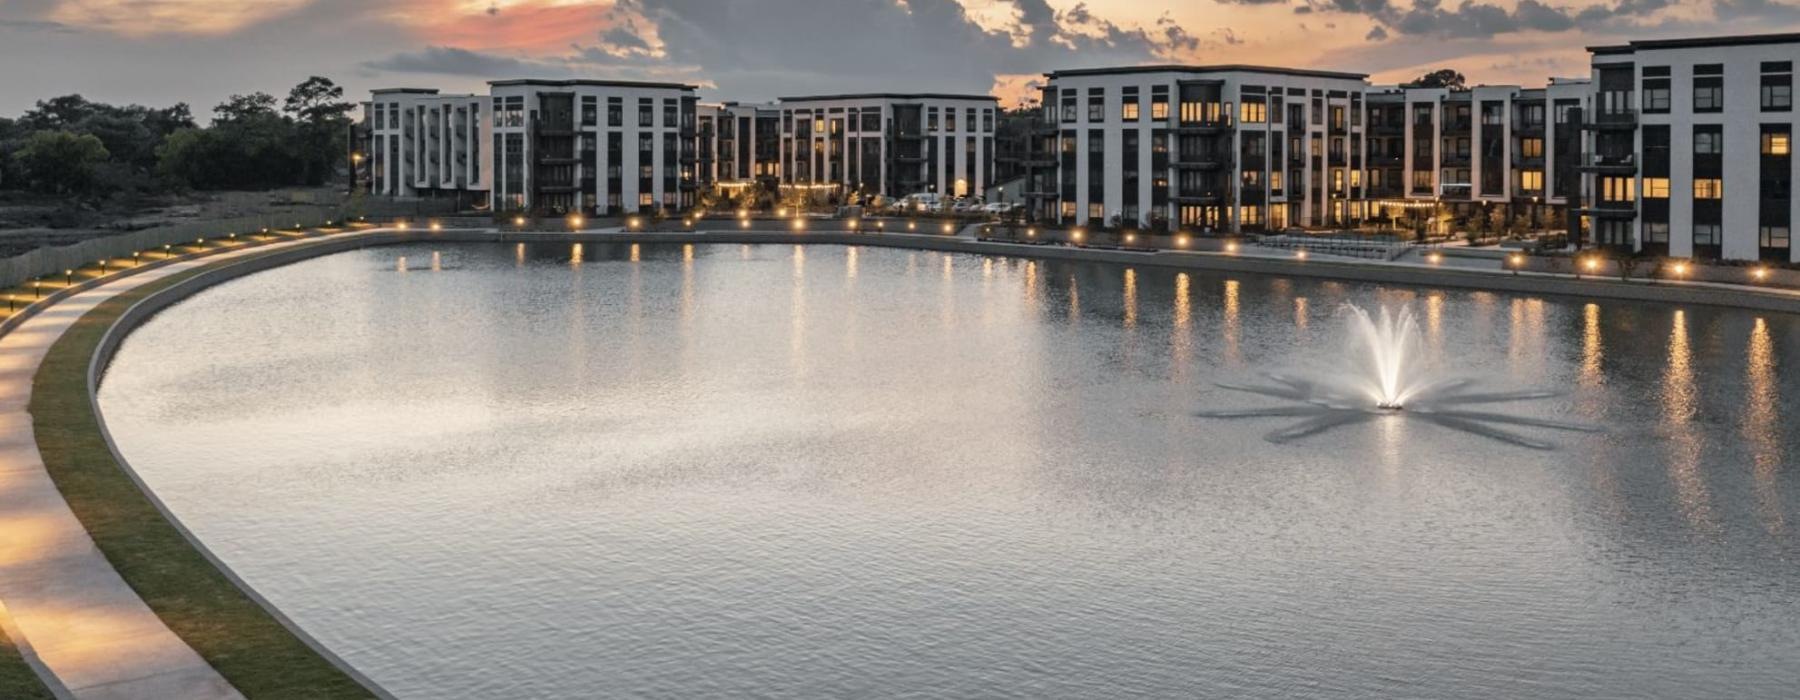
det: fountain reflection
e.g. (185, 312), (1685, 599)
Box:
(1198, 303), (1599, 449)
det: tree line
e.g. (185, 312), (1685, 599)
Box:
(0, 76), (354, 196)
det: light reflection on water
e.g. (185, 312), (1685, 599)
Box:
(98, 243), (1800, 699)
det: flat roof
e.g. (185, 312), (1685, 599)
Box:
(488, 78), (697, 90)
(370, 88), (439, 95)
(1043, 64), (1369, 81)
(1589, 31), (1800, 54)
(777, 92), (999, 103)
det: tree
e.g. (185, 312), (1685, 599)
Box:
(18, 95), (98, 131)
(283, 77), (354, 186)
(1404, 69), (1467, 91)
(13, 130), (109, 194)
(213, 92), (280, 126)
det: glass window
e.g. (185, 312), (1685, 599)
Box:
(1240, 101), (1266, 124)
(1643, 177), (1670, 198)
(1694, 178), (1723, 199)
(1761, 226), (1791, 247)
(1695, 131), (1723, 155)
(1763, 131), (1791, 155)
(1694, 224), (1721, 245)
(1518, 170), (1544, 191)
(1693, 78), (1724, 112)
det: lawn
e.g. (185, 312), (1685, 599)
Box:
(30, 252), (377, 699)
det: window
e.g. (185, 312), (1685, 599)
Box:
(608, 98), (622, 127)
(1761, 226), (1792, 247)
(1518, 170), (1543, 192)
(1518, 137), (1544, 159)
(581, 96), (597, 126)
(1694, 224), (1721, 246)
(1695, 131), (1723, 155)
(1088, 89), (1104, 121)
(946, 108), (957, 132)
(639, 99), (653, 127)
(1121, 87), (1139, 121)
(1240, 206), (1262, 225)
(1151, 91), (1169, 120)
(1601, 176), (1635, 202)
(1642, 79), (1671, 112)
(1693, 77), (1723, 112)
(1694, 178), (1723, 199)
(1643, 177), (1670, 198)
(1241, 100), (1266, 124)
(1645, 222), (1670, 243)
(1243, 170), (1262, 187)
(1764, 74), (1793, 111)
(1060, 95), (1077, 123)
(1270, 170), (1283, 191)
(1764, 131), (1791, 155)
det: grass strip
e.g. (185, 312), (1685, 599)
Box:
(30, 254), (375, 699)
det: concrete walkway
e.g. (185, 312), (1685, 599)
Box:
(0, 233), (355, 700)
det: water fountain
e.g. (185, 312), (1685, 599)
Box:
(1198, 303), (1599, 449)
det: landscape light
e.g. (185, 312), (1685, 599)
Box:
(431, 222), (442, 231)
(1753, 266), (1771, 282)
(629, 217), (641, 229)
(1426, 252), (1442, 264)
(942, 223), (954, 234)
(397, 221), (409, 230)
(908, 221), (917, 231)
(570, 215), (584, 229)
(848, 219), (859, 230)
(1295, 249), (1308, 261)
(1225, 241), (1239, 254)
(1583, 257), (1600, 272)
(1671, 261), (1689, 277)
(1175, 234), (1188, 248)
(64, 269), (73, 286)
(1072, 229), (1085, 243)
(1124, 233), (1135, 245)
(741, 218), (752, 229)
(1027, 228), (1036, 238)
(515, 216), (526, 226)
(793, 218), (806, 231)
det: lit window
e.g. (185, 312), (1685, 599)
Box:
(1642, 177), (1670, 198)
(1519, 170), (1543, 192)
(1763, 131), (1791, 155)
(1240, 101), (1266, 124)
(1694, 178), (1723, 199)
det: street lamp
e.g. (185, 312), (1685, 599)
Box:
(64, 269), (73, 287)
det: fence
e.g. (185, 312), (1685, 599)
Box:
(0, 196), (446, 289)
(1253, 232), (1414, 261)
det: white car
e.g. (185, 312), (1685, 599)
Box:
(979, 202), (1013, 215)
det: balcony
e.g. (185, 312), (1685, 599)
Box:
(1176, 119), (1233, 134)
(1583, 109), (1637, 130)
(1440, 184), (1472, 199)
(1174, 157), (1227, 170)
(1581, 201), (1637, 218)
(1441, 152), (1472, 166)
(1173, 191), (1225, 204)
(1577, 152), (1637, 173)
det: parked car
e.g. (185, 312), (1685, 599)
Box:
(898, 192), (944, 213)
(979, 202), (1014, 216)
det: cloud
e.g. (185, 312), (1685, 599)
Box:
(1366, 24), (1390, 39)
(1298, 0), (1708, 40)
(45, 0), (311, 36)
(363, 45), (576, 78)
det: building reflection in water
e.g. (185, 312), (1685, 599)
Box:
(1745, 317), (1786, 537)
(1662, 309), (1716, 536)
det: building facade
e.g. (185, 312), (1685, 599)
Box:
(485, 79), (700, 215)
(1584, 33), (1797, 263)
(366, 88), (490, 209)
(773, 94), (998, 200)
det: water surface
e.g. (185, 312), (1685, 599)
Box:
(100, 242), (1800, 698)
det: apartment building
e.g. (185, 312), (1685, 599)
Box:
(1584, 33), (1797, 263)
(1023, 65), (1375, 231)
(774, 93), (999, 200)
(366, 88), (489, 209)
(484, 79), (701, 215)
(696, 101), (782, 190)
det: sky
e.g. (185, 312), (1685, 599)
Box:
(2, 0), (1798, 119)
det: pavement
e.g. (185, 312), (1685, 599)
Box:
(0, 232), (361, 700)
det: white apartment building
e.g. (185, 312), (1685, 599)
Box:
(696, 102), (781, 189)
(774, 93), (999, 200)
(486, 78), (699, 215)
(1584, 32), (1797, 262)
(366, 88), (489, 209)
(1026, 65), (1373, 231)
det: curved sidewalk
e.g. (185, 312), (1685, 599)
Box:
(0, 233), (357, 700)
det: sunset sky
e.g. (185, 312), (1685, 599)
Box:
(2, 0), (1796, 117)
